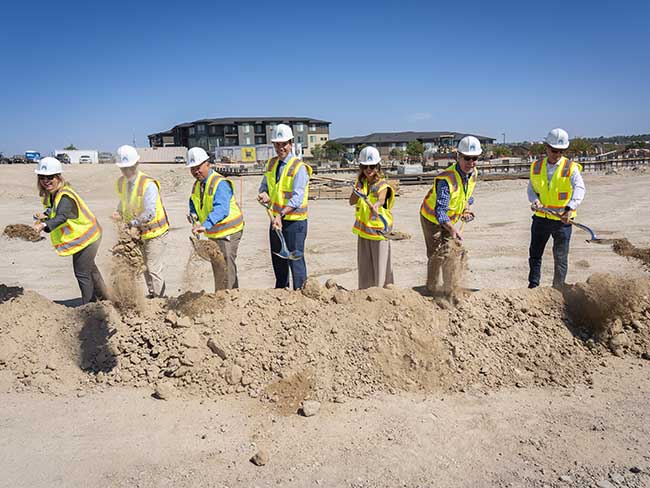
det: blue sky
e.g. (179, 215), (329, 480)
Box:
(1, 0), (648, 155)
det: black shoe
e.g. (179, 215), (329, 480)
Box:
(528, 283), (538, 289)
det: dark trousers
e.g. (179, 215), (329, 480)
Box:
(72, 237), (108, 304)
(528, 215), (572, 288)
(270, 219), (307, 290)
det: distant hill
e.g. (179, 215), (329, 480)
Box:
(584, 134), (650, 144)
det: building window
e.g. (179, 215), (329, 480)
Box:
(189, 127), (196, 136)
(197, 124), (206, 134)
(296, 135), (303, 144)
(320, 136), (327, 142)
(242, 124), (250, 133)
(255, 125), (264, 134)
(255, 136), (266, 144)
(244, 137), (251, 145)
(296, 123), (304, 132)
(309, 136), (316, 143)
(309, 124), (316, 132)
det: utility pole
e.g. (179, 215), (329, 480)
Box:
(501, 132), (506, 145)
(132, 133), (136, 147)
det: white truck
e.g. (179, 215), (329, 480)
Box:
(53, 150), (99, 164)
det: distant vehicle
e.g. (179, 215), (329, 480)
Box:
(98, 152), (114, 164)
(0, 152), (10, 164)
(174, 156), (186, 164)
(25, 151), (41, 163)
(56, 153), (71, 164)
(79, 155), (92, 164)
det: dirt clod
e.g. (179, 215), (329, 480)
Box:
(3, 224), (43, 242)
(250, 449), (269, 466)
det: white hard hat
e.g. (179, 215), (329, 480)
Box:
(358, 146), (382, 165)
(457, 136), (482, 156)
(115, 145), (140, 168)
(35, 157), (63, 175)
(545, 128), (570, 149)
(270, 124), (294, 142)
(187, 147), (210, 168)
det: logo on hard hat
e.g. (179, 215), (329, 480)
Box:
(470, 145), (476, 151)
(122, 156), (129, 162)
(558, 139), (565, 145)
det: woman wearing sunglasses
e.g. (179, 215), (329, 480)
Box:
(349, 146), (395, 289)
(420, 136), (480, 297)
(32, 157), (108, 304)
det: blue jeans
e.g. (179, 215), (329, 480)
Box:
(528, 215), (572, 288)
(270, 219), (308, 289)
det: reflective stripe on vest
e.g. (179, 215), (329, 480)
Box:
(352, 178), (394, 241)
(190, 172), (244, 239)
(529, 157), (578, 221)
(419, 165), (475, 225)
(44, 186), (101, 256)
(116, 172), (169, 240)
(264, 156), (312, 221)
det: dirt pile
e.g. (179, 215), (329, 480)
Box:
(109, 225), (146, 309)
(1, 275), (648, 405)
(611, 238), (650, 269)
(2, 224), (43, 242)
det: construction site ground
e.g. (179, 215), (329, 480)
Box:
(1, 164), (649, 488)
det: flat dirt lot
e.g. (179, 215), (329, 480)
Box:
(1, 164), (649, 488)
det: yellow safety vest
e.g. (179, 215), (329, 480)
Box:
(116, 171), (170, 240)
(530, 157), (580, 221)
(352, 178), (394, 241)
(420, 164), (476, 225)
(43, 185), (102, 256)
(264, 156), (313, 221)
(191, 171), (244, 239)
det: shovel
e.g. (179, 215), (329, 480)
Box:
(534, 206), (605, 243)
(258, 201), (302, 261)
(352, 187), (389, 236)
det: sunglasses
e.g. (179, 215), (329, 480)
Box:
(38, 175), (57, 181)
(362, 164), (379, 170)
(462, 156), (479, 162)
(548, 148), (563, 153)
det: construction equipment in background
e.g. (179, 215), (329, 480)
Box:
(309, 175), (401, 200)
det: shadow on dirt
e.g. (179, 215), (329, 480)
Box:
(78, 304), (117, 373)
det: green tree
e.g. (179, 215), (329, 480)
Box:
(492, 146), (512, 157)
(64, 144), (77, 150)
(568, 138), (593, 157)
(529, 143), (546, 155)
(389, 148), (406, 161)
(406, 140), (424, 160)
(311, 144), (325, 160)
(324, 140), (346, 160)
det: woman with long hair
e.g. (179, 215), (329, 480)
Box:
(349, 146), (395, 289)
(32, 157), (108, 304)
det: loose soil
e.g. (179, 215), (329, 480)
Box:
(611, 238), (650, 269)
(2, 223), (43, 242)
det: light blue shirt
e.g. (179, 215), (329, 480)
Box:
(189, 169), (233, 228)
(258, 153), (309, 210)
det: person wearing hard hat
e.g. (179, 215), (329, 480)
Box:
(527, 128), (586, 289)
(257, 123), (312, 290)
(349, 146), (395, 289)
(420, 135), (480, 296)
(187, 147), (245, 290)
(112, 145), (170, 298)
(32, 157), (108, 304)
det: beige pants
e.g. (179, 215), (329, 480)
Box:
(420, 214), (465, 294)
(357, 236), (394, 289)
(142, 232), (167, 297)
(212, 230), (242, 290)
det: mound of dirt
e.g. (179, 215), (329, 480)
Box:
(611, 238), (650, 269)
(3, 224), (43, 242)
(1, 275), (648, 406)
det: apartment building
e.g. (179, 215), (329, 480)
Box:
(148, 117), (331, 157)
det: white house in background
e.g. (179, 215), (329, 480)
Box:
(54, 150), (99, 164)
